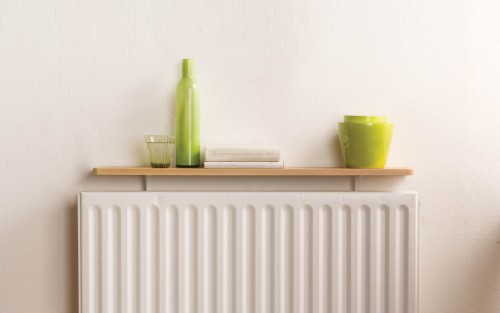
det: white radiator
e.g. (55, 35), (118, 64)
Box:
(79, 191), (418, 313)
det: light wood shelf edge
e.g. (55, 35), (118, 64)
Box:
(92, 167), (413, 176)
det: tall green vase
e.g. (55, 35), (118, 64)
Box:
(175, 59), (200, 168)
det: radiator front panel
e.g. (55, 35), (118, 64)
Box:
(79, 192), (418, 313)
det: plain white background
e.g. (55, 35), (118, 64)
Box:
(1, 0), (500, 312)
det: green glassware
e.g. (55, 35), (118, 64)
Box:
(175, 59), (200, 168)
(145, 135), (175, 168)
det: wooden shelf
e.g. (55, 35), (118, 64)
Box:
(92, 167), (413, 176)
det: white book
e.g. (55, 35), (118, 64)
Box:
(204, 161), (284, 169)
(205, 145), (280, 162)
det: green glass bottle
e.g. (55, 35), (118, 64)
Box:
(175, 59), (200, 167)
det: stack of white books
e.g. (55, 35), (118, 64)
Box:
(204, 145), (284, 168)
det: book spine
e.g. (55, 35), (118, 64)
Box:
(204, 161), (284, 169)
(205, 146), (280, 162)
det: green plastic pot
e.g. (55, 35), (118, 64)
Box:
(344, 115), (387, 124)
(339, 118), (393, 168)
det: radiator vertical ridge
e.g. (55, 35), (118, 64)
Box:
(299, 206), (313, 313)
(180, 206), (198, 313)
(407, 204), (418, 313)
(341, 205), (352, 313)
(259, 206), (274, 313)
(360, 206), (371, 313)
(383, 206), (390, 313)
(311, 205), (319, 313)
(241, 206), (255, 313)
(279, 206), (293, 313)
(350, 205), (371, 313)
(139, 206), (159, 313)
(126, 206), (140, 313)
(398, 206), (409, 313)
(318, 206), (332, 313)
(105, 206), (120, 313)
(86, 206), (101, 313)
(202, 206), (216, 313)
(119, 207), (127, 313)
(350, 205), (358, 313)
(389, 204), (398, 313)
(101, 207), (109, 313)
(221, 206), (236, 313)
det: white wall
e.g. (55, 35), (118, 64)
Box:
(1, 0), (500, 312)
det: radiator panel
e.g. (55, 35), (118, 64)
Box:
(79, 192), (418, 313)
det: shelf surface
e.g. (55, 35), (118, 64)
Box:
(92, 167), (413, 176)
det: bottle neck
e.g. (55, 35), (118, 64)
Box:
(182, 59), (194, 78)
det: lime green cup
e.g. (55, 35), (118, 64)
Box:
(339, 116), (394, 168)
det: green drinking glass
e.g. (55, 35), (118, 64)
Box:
(145, 135), (176, 168)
